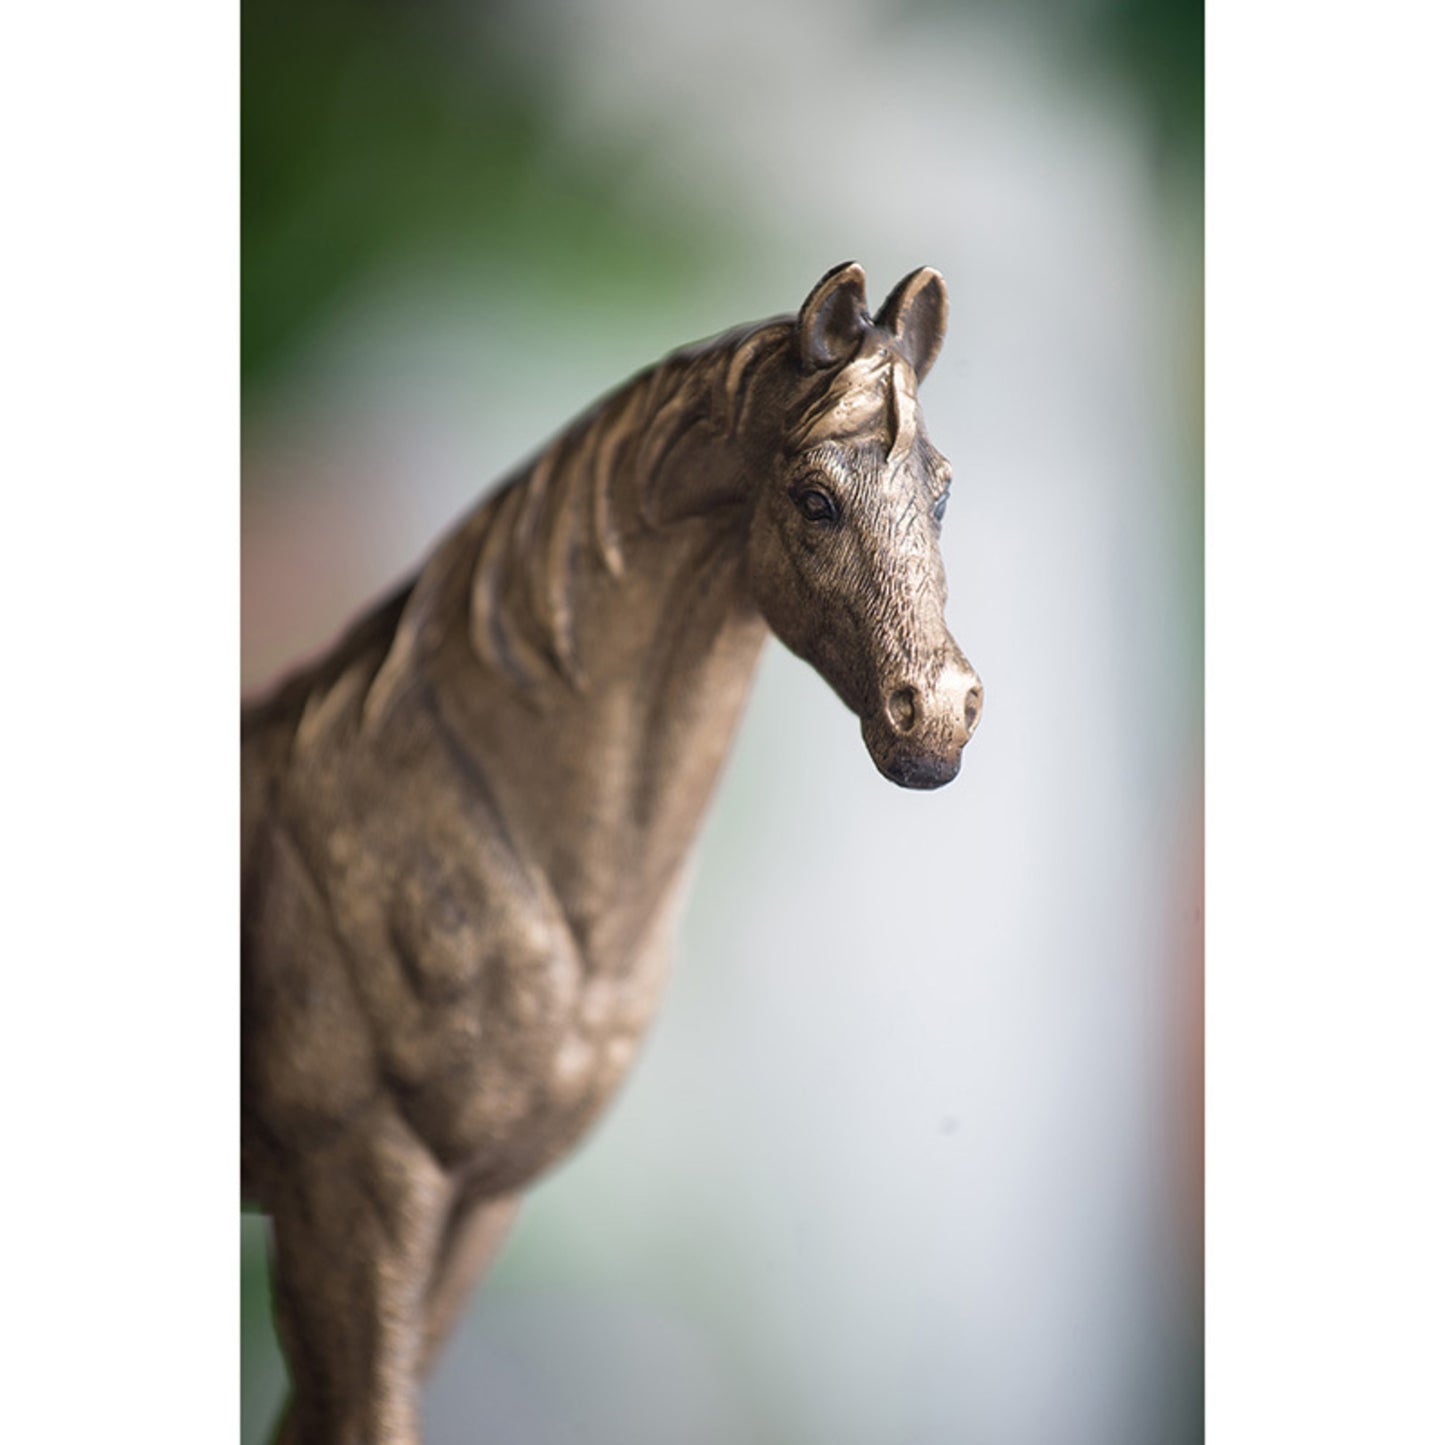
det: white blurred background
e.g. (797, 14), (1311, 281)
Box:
(242, 1), (1202, 1441)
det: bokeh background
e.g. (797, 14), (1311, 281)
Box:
(242, 1), (1202, 1441)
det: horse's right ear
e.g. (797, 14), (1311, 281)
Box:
(797, 261), (869, 371)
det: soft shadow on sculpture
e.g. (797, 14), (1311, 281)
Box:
(241, 262), (982, 1444)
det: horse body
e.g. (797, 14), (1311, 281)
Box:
(243, 263), (982, 1443)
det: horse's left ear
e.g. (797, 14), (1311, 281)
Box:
(875, 267), (948, 381)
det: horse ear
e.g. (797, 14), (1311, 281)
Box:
(797, 261), (869, 370)
(875, 267), (948, 381)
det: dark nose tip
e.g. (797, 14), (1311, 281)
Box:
(883, 748), (962, 790)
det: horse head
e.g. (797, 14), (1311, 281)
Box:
(744, 261), (983, 789)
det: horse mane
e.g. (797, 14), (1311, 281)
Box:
(357, 317), (796, 723)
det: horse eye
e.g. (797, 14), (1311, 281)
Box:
(933, 489), (950, 524)
(794, 487), (839, 524)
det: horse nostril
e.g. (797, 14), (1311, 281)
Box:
(963, 681), (982, 734)
(886, 687), (918, 734)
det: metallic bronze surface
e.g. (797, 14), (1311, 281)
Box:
(242, 263), (982, 1443)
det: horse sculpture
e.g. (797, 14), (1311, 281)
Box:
(242, 261), (983, 1444)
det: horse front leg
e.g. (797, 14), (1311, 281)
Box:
(417, 1190), (522, 1379)
(267, 1102), (450, 1445)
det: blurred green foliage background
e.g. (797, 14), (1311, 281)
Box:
(243, 0), (1199, 397)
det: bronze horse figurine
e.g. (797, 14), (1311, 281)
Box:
(242, 261), (983, 1443)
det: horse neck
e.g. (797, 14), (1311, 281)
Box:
(415, 336), (785, 963)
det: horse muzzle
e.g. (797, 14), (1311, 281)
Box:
(861, 655), (982, 791)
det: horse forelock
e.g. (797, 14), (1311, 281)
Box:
(787, 339), (920, 469)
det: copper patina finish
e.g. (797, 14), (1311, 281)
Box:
(242, 263), (982, 1443)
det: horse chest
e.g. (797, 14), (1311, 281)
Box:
(384, 903), (672, 1186)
